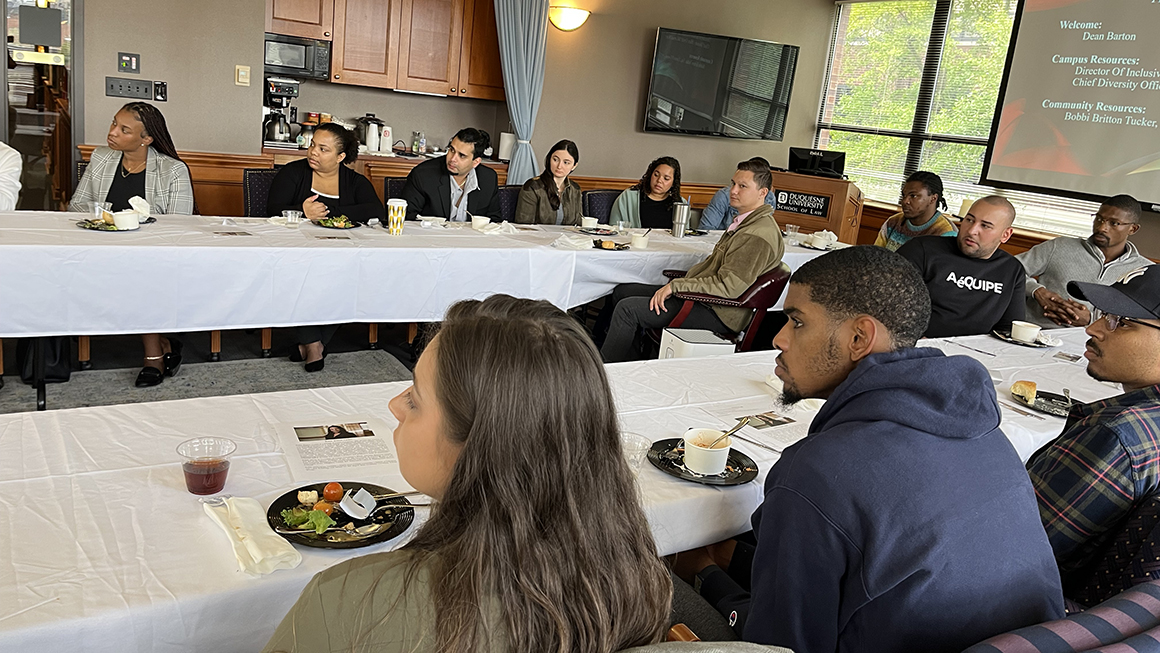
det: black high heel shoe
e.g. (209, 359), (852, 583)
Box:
(163, 338), (184, 377)
(304, 358), (325, 373)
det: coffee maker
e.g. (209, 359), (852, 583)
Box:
(263, 77), (300, 146)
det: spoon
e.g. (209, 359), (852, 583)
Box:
(1063, 388), (1072, 405)
(706, 416), (751, 449)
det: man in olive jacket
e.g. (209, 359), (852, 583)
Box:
(598, 159), (785, 362)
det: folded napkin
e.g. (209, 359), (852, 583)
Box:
(764, 372), (826, 412)
(128, 196), (151, 221)
(479, 220), (519, 235)
(552, 234), (593, 250)
(203, 497), (302, 576)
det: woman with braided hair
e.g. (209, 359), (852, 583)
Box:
(69, 102), (195, 387)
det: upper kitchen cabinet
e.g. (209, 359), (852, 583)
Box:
(455, 0), (505, 101)
(266, 0), (335, 40)
(330, 0), (401, 87)
(396, 0), (465, 96)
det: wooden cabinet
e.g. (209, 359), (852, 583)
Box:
(266, 0), (335, 40)
(396, 0), (465, 96)
(330, 0), (402, 87)
(455, 0), (505, 101)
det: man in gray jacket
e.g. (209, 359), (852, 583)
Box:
(1017, 194), (1151, 328)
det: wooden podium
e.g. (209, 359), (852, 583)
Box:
(769, 172), (863, 244)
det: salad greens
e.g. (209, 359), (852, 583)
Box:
(280, 506), (336, 534)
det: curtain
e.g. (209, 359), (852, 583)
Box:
(494, 0), (549, 186)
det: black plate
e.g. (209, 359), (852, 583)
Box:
(576, 226), (618, 236)
(76, 216), (157, 231)
(266, 481), (414, 549)
(314, 219), (361, 229)
(647, 438), (758, 486)
(684, 229), (709, 237)
(1014, 390), (1075, 417)
(991, 329), (1058, 348)
(592, 239), (629, 250)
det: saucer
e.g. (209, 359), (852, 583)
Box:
(646, 438), (758, 486)
(991, 329), (1060, 348)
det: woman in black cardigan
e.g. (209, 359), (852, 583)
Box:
(267, 123), (384, 372)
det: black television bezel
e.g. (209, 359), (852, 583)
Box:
(642, 27), (799, 142)
(979, 0), (1160, 212)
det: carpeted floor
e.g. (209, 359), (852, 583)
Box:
(0, 325), (415, 413)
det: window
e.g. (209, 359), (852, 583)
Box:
(817, 0), (1098, 236)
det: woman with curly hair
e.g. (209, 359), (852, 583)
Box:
(609, 156), (682, 229)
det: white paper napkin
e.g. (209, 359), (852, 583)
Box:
(203, 497), (302, 576)
(552, 234), (593, 250)
(128, 196), (151, 222)
(764, 372), (826, 412)
(479, 220), (519, 235)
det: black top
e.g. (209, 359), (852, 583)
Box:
(399, 156), (502, 221)
(897, 235), (1026, 338)
(105, 156), (146, 212)
(639, 194), (674, 229)
(267, 159), (385, 223)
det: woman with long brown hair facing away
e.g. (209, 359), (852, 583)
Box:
(70, 102), (194, 387)
(514, 139), (582, 225)
(265, 294), (672, 653)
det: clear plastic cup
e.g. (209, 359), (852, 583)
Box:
(621, 432), (652, 474)
(785, 224), (800, 244)
(90, 201), (112, 223)
(176, 437), (237, 495)
(281, 210), (303, 224)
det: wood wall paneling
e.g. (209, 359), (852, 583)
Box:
(396, 0), (463, 94)
(457, 0), (505, 101)
(330, 0), (401, 86)
(267, 0), (334, 39)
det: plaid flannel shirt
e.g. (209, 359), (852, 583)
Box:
(1027, 384), (1160, 580)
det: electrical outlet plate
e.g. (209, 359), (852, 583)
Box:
(105, 76), (152, 100)
(235, 65), (250, 86)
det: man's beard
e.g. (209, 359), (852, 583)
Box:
(779, 335), (842, 406)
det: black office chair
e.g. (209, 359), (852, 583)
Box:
(242, 168), (280, 217)
(384, 176), (408, 202)
(498, 185), (522, 222)
(582, 189), (621, 224)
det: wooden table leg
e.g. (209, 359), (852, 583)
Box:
(0, 338), (4, 388)
(368, 324), (379, 350)
(407, 323), (418, 344)
(209, 330), (221, 362)
(78, 336), (92, 370)
(261, 328), (272, 358)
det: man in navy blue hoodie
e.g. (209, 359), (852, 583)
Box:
(683, 246), (1063, 652)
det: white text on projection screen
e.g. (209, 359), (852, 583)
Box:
(986, 0), (1160, 202)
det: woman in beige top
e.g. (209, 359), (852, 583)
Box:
(264, 294), (672, 653)
(514, 140), (583, 225)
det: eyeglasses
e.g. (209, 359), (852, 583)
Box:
(1094, 310), (1160, 333)
(1092, 214), (1135, 229)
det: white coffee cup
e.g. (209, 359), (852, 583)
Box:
(472, 215), (490, 230)
(810, 232), (836, 248)
(1010, 320), (1042, 343)
(112, 211), (140, 230)
(581, 216), (599, 228)
(681, 428), (731, 476)
(631, 233), (649, 249)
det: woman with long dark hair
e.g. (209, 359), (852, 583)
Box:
(514, 139), (582, 225)
(69, 102), (194, 387)
(265, 295), (672, 653)
(609, 156), (682, 229)
(267, 122), (385, 371)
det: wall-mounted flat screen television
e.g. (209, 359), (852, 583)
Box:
(644, 28), (799, 141)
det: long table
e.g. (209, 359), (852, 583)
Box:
(0, 329), (1118, 650)
(0, 213), (823, 338)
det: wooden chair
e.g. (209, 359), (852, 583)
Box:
(662, 263), (792, 353)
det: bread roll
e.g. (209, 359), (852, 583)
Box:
(1011, 380), (1037, 405)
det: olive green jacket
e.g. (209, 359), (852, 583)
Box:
(263, 550), (505, 653)
(514, 176), (583, 225)
(668, 204), (785, 333)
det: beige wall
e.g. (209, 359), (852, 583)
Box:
(534, 0), (835, 186)
(294, 82), (505, 152)
(83, 0), (265, 154)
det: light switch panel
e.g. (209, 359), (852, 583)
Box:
(235, 65), (250, 87)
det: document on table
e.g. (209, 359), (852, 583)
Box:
(704, 398), (817, 453)
(273, 416), (408, 486)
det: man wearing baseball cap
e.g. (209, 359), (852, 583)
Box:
(1026, 265), (1160, 593)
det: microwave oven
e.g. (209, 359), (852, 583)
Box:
(264, 32), (330, 81)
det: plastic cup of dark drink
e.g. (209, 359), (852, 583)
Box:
(176, 437), (237, 495)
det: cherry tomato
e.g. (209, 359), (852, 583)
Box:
(323, 482), (344, 502)
(313, 500), (333, 515)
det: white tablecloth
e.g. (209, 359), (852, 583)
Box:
(0, 331), (1119, 651)
(0, 213), (822, 337)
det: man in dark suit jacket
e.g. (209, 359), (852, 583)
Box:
(400, 127), (502, 222)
